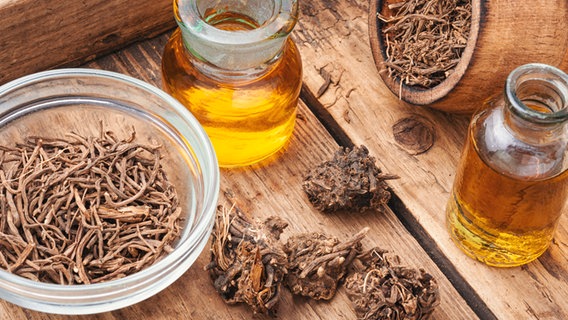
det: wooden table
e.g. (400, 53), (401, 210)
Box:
(1, 0), (567, 319)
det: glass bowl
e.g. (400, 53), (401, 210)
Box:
(0, 69), (220, 314)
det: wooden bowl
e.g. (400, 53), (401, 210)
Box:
(369, 0), (568, 113)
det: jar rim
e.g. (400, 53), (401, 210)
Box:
(174, 0), (298, 46)
(506, 63), (568, 124)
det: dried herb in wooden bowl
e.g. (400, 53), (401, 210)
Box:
(0, 129), (181, 284)
(303, 146), (398, 213)
(344, 248), (440, 320)
(379, 0), (472, 89)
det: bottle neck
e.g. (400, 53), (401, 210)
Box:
(175, 0), (298, 71)
(503, 64), (568, 145)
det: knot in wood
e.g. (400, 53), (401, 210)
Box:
(392, 116), (435, 155)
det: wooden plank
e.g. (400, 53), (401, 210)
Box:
(0, 0), (176, 85)
(294, 0), (568, 319)
(0, 34), (476, 319)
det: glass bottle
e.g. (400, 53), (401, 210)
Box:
(446, 63), (568, 267)
(161, 0), (302, 168)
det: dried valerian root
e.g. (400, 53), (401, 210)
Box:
(379, 0), (472, 89)
(303, 146), (398, 213)
(344, 248), (440, 320)
(206, 205), (289, 316)
(284, 228), (368, 300)
(0, 128), (181, 284)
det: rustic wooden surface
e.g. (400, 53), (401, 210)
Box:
(0, 0), (175, 85)
(0, 0), (567, 319)
(0, 34), (475, 320)
(296, 0), (568, 319)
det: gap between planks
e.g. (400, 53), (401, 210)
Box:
(299, 84), (497, 320)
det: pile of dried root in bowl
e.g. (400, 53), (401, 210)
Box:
(379, 0), (472, 88)
(0, 129), (181, 284)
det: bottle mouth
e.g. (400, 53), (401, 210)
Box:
(175, 0), (298, 45)
(174, 0), (298, 70)
(507, 63), (568, 124)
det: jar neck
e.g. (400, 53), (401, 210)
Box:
(503, 63), (568, 144)
(174, 0), (298, 71)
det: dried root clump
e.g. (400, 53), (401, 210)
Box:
(344, 248), (440, 320)
(0, 129), (181, 284)
(206, 205), (289, 316)
(284, 228), (368, 300)
(379, 0), (472, 89)
(303, 146), (398, 213)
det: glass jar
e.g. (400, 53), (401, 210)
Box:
(161, 0), (302, 168)
(446, 63), (568, 267)
(0, 69), (219, 314)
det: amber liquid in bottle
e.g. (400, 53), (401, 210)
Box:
(447, 132), (568, 267)
(161, 10), (302, 167)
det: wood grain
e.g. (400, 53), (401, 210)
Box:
(295, 0), (568, 319)
(0, 33), (476, 319)
(0, 0), (176, 85)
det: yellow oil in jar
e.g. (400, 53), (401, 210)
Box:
(161, 10), (302, 168)
(447, 133), (568, 267)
